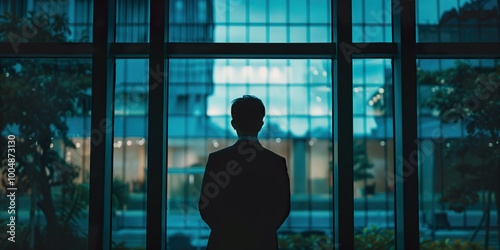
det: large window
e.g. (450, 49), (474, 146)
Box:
(352, 0), (393, 42)
(0, 58), (92, 249)
(352, 59), (394, 237)
(169, 0), (331, 42)
(417, 59), (500, 246)
(1, 0), (499, 249)
(166, 59), (333, 247)
(111, 59), (149, 249)
(0, 0), (93, 43)
(417, 0), (500, 42)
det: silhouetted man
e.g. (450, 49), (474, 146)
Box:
(199, 95), (291, 250)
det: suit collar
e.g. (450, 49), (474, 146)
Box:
(233, 138), (264, 150)
(237, 136), (259, 142)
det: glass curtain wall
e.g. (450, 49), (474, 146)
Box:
(0, 58), (92, 250)
(352, 59), (394, 236)
(0, 1), (93, 249)
(415, 2), (500, 250)
(2, 0), (500, 249)
(183, 0), (333, 43)
(417, 59), (500, 247)
(111, 59), (149, 249)
(417, 0), (500, 42)
(166, 59), (334, 248)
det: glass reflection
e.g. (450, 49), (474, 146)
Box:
(0, 1), (93, 43)
(166, 58), (333, 249)
(352, 59), (395, 249)
(352, 0), (393, 42)
(116, 0), (150, 42)
(0, 59), (91, 249)
(418, 59), (500, 248)
(169, 0), (331, 43)
(111, 59), (149, 249)
(417, 0), (500, 42)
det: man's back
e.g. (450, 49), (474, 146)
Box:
(199, 140), (291, 250)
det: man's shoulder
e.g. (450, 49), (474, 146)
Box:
(208, 145), (248, 166)
(209, 143), (285, 161)
(208, 145), (236, 158)
(261, 148), (286, 162)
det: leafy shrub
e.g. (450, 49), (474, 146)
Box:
(278, 233), (334, 250)
(354, 225), (394, 250)
(278, 226), (492, 250)
(420, 238), (491, 250)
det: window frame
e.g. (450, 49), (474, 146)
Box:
(2, 0), (500, 249)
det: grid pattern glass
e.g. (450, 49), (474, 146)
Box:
(417, 0), (500, 42)
(2, 0), (500, 249)
(169, 0), (332, 42)
(0, 0), (93, 42)
(0, 58), (92, 249)
(116, 0), (150, 42)
(352, 59), (394, 237)
(111, 59), (149, 249)
(352, 0), (393, 42)
(417, 59), (500, 245)
(166, 59), (333, 248)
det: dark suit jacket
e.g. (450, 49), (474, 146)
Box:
(199, 139), (291, 250)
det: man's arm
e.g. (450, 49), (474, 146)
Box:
(274, 157), (291, 230)
(199, 154), (224, 230)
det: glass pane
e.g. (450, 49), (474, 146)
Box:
(167, 59), (334, 249)
(116, 0), (150, 42)
(352, 59), (395, 249)
(352, 0), (393, 42)
(417, 0), (500, 42)
(0, 0), (93, 44)
(111, 59), (149, 249)
(417, 59), (500, 248)
(0, 58), (91, 249)
(169, 0), (332, 42)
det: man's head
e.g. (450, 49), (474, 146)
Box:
(231, 95), (265, 136)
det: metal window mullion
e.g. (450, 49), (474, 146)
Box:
(416, 43), (500, 58)
(306, 58), (312, 229)
(392, 0), (419, 249)
(362, 59), (368, 226)
(164, 0), (170, 246)
(16, 42), (494, 58)
(146, 0), (166, 249)
(89, 0), (115, 249)
(167, 43), (395, 58)
(334, 0), (354, 249)
(327, 58), (334, 233)
(166, 43), (336, 58)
